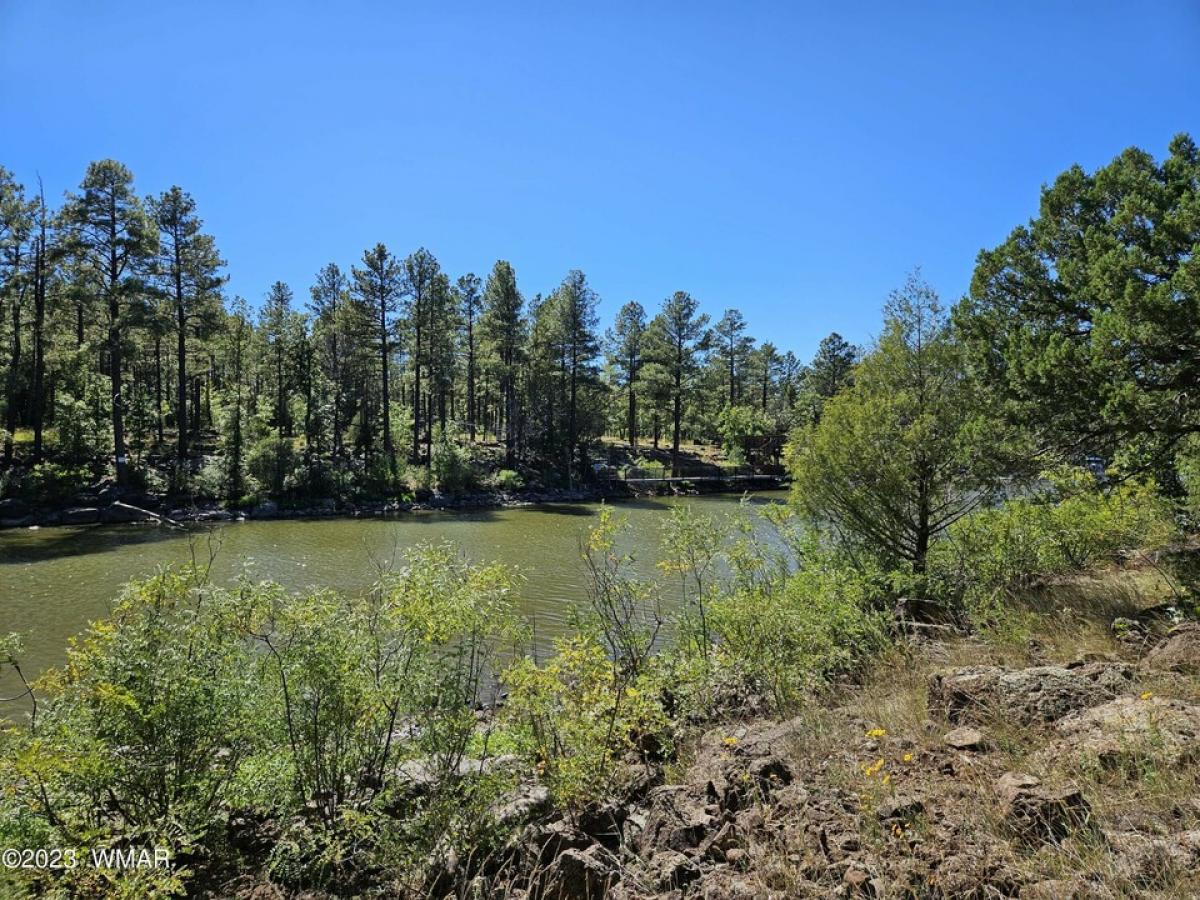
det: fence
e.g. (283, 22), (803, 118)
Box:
(597, 462), (787, 482)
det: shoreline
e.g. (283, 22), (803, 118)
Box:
(0, 475), (790, 532)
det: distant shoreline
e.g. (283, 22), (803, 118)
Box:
(0, 476), (790, 532)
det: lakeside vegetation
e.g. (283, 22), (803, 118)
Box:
(1, 136), (1199, 897)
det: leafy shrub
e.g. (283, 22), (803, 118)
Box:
(247, 434), (298, 496)
(0, 547), (521, 896)
(704, 548), (889, 711)
(928, 467), (1177, 622)
(431, 432), (478, 494)
(18, 463), (91, 505)
(503, 636), (669, 811)
(489, 468), (524, 492)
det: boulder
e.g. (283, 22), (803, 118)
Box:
(531, 845), (618, 900)
(251, 500), (279, 518)
(1049, 695), (1200, 769)
(995, 772), (1091, 843)
(683, 720), (797, 812)
(1140, 622), (1200, 676)
(646, 849), (701, 890)
(637, 785), (717, 854)
(1105, 829), (1200, 886)
(61, 506), (100, 525)
(928, 663), (1132, 725)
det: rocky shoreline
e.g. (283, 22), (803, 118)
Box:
(0, 475), (789, 531)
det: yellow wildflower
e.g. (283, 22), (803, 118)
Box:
(902, 752), (914, 763)
(722, 735), (739, 747)
(1140, 691), (1153, 700)
(865, 728), (887, 738)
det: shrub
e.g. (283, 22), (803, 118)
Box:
(489, 468), (524, 492)
(430, 433), (478, 494)
(247, 434), (298, 496)
(704, 547), (890, 711)
(928, 467), (1178, 623)
(18, 463), (91, 505)
(503, 636), (669, 811)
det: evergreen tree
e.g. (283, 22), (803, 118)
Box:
(150, 186), (225, 472)
(647, 292), (709, 475)
(606, 300), (646, 450)
(60, 160), (157, 486)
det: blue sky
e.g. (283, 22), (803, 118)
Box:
(1, 1), (1197, 359)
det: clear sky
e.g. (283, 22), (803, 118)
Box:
(2, 1), (1197, 359)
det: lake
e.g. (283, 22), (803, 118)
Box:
(0, 491), (788, 689)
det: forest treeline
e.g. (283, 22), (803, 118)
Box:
(0, 161), (860, 504)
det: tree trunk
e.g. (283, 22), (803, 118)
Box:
(380, 302), (393, 472)
(175, 260), (188, 463)
(155, 334), (164, 444)
(31, 226), (46, 463)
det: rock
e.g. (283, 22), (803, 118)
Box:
(1049, 695), (1200, 769)
(491, 782), (552, 830)
(0, 498), (30, 517)
(100, 501), (161, 524)
(532, 845), (618, 900)
(646, 849), (700, 890)
(683, 719), (797, 812)
(995, 772), (1091, 843)
(1140, 623), (1200, 676)
(943, 726), (988, 750)
(874, 796), (924, 822)
(576, 802), (627, 850)
(638, 785), (716, 854)
(61, 506), (100, 525)
(928, 662), (1132, 725)
(842, 864), (874, 894)
(1105, 828), (1200, 886)
(723, 847), (746, 865)
(1022, 879), (1115, 899)
(251, 500), (279, 518)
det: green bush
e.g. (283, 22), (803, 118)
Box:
(503, 636), (669, 811)
(17, 463), (91, 505)
(489, 468), (524, 492)
(704, 547), (890, 711)
(0, 547), (521, 896)
(928, 467), (1178, 622)
(431, 432), (478, 494)
(247, 434), (298, 496)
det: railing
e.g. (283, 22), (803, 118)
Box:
(597, 462), (786, 482)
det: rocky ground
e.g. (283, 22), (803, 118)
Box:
(225, 569), (1200, 899)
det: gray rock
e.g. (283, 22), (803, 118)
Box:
(943, 726), (988, 750)
(1049, 695), (1200, 768)
(996, 772), (1091, 843)
(928, 662), (1132, 725)
(532, 845), (617, 900)
(1104, 828), (1200, 886)
(646, 849), (700, 891)
(638, 785), (716, 854)
(61, 507), (100, 525)
(1140, 622), (1200, 676)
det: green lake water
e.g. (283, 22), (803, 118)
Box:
(0, 492), (788, 688)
